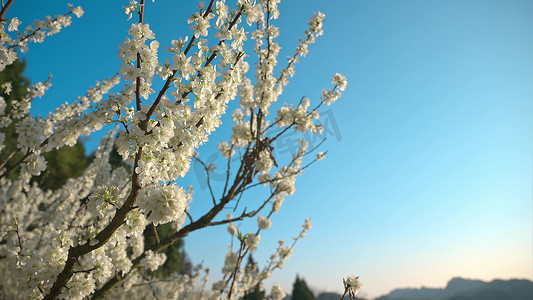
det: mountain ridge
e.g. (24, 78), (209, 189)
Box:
(375, 277), (533, 300)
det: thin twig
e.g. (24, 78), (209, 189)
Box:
(151, 223), (160, 245)
(194, 157), (217, 205)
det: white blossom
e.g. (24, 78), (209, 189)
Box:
(332, 73), (348, 91)
(271, 284), (286, 300)
(316, 152), (326, 161)
(245, 232), (261, 253)
(69, 5), (84, 18)
(257, 215), (271, 230)
(141, 250), (167, 271)
(21, 153), (47, 176)
(227, 223), (237, 236)
(8, 17), (21, 32)
(343, 275), (363, 299)
(1, 81), (12, 95)
(138, 185), (188, 225)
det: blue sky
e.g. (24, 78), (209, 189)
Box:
(8, 0), (533, 298)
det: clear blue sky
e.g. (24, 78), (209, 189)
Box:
(9, 0), (533, 298)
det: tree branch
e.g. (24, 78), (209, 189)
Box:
(0, 0), (15, 21)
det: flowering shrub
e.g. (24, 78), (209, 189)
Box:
(0, 0), (347, 299)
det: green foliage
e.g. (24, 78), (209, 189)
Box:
(36, 142), (89, 190)
(87, 145), (131, 172)
(0, 59), (30, 104)
(242, 255), (265, 300)
(292, 275), (315, 300)
(0, 59), (31, 181)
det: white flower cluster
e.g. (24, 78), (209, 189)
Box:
(245, 232), (261, 253)
(316, 151), (326, 161)
(271, 284), (286, 300)
(7, 17), (21, 32)
(5, 226), (72, 298)
(0, 4), (83, 70)
(107, 265), (207, 299)
(88, 185), (121, 217)
(137, 184), (188, 225)
(61, 273), (96, 300)
(300, 218), (312, 239)
(322, 73), (348, 106)
(257, 215), (272, 229)
(119, 23), (158, 87)
(141, 250), (167, 271)
(124, 0), (139, 20)
(112, 4), (249, 185)
(20, 153), (47, 176)
(2, 78), (53, 129)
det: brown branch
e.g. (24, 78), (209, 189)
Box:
(0, 149), (30, 180)
(208, 191), (276, 227)
(222, 145), (234, 196)
(151, 223), (160, 245)
(135, 0), (146, 111)
(0, 146), (19, 170)
(0, 0), (15, 21)
(185, 211), (194, 225)
(73, 267), (96, 274)
(91, 6), (253, 297)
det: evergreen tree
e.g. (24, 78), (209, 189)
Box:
(0, 59), (31, 181)
(292, 275), (315, 300)
(0, 59), (30, 101)
(36, 142), (89, 190)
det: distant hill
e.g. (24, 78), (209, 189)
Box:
(376, 277), (533, 300)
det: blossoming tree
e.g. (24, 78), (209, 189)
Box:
(0, 0), (347, 299)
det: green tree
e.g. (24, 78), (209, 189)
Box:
(242, 255), (265, 300)
(87, 145), (131, 172)
(292, 275), (315, 300)
(0, 59), (31, 181)
(36, 142), (89, 190)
